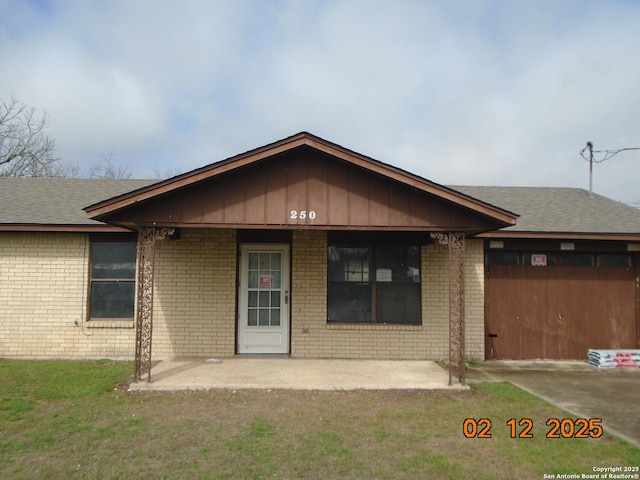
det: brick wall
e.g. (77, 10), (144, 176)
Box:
(290, 231), (485, 360)
(0, 232), (134, 358)
(152, 229), (237, 358)
(1, 229), (485, 361)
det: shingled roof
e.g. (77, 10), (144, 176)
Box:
(2, 177), (640, 239)
(453, 186), (640, 239)
(0, 178), (155, 231)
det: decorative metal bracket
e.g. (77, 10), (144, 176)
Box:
(134, 226), (175, 382)
(431, 232), (466, 385)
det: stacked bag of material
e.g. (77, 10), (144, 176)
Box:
(588, 349), (640, 368)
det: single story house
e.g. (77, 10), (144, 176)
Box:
(1, 132), (639, 382)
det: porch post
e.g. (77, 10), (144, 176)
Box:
(431, 232), (466, 386)
(134, 226), (174, 382)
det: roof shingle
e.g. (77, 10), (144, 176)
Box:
(0, 178), (155, 228)
(452, 186), (640, 234)
(2, 178), (640, 236)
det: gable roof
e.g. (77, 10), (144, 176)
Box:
(453, 186), (640, 240)
(84, 132), (517, 228)
(3, 133), (640, 240)
(0, 178), (155, 232)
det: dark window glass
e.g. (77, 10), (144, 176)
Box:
(597, 254), (631, 268)
(327, 283), (372, 322)
(328, 247), (370, 282)
(375, 246), (420, 282)
(90, 282), (135, 318)
(327, 243), (420, 325)
(91, 242), (136, 279)
(486, 252), (519, 266)
(376, 283), (421, 324)
(559, 254), (593, 267)
(90, 241), (136, 319)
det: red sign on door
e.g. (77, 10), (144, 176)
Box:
(259, 275), (274, 288)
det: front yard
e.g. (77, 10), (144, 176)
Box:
(0, 360), (638, 479)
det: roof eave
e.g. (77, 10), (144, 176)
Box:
(0, 224), (135, 233)
(476, 230), (640, 241)
(84, 132), (519, 227)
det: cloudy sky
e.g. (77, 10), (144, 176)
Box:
(1, 0), (639, 204)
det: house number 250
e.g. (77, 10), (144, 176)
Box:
(290, 210), (316, 220)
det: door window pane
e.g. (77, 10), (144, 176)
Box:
(259, 291), (269, 307)
(248, 291), (258, 308)
(271, 291), (280, 307)
(271, 309), (281, 326)
(248, 271), (258, 288)
(248, 253), (259, 270)
(259, 253), (270, 270)
(258, 309), (270, 326)
(270, 252), (281, 269)
(248, 309), (257, 326)
(245, 250), (285, 328)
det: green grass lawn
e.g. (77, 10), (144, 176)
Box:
(0, 359), (638, 479)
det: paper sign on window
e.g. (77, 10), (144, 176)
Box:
(376, 269), (392, 282)
(531, 254), (547, 267)
(259, 275), (274, 288)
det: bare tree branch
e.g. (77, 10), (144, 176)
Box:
(89, 150), (133, 179)
(0, 95), (61, 177)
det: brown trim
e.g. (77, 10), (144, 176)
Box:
(484, 238), (638, 253)
(0, 224), (135, 233)
(118, 222), (496, 233)
(84, 132), (518, 227)
(477, 231), (640, 241)
(89, 232), (138, 242)
(237, 229), (292, 243)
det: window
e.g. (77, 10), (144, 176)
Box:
(597, 254), (631, 268)
(486, 251), (520, 266)
(89, 240), (137, 319)
(328, 243), (421, 325)
(559, 254), (593, 267)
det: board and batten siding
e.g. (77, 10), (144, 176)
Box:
(108, 149), (499, 233)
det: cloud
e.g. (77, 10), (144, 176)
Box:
(1, 0), (639, 202)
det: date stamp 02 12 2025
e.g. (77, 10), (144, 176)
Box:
(462, 417), (604, 439)
(463, 418), (639, 479)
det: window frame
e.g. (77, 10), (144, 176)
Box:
(88, 234), (138, 321)
(327, 233), (423, 326)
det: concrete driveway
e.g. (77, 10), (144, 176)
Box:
(467, 360), (640, 448)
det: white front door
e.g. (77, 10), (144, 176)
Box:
(238, 244), (290, 354)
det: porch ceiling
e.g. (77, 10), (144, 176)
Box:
(85, 132), (517, 234)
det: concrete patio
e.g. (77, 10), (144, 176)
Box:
(128, 357), (460, 391)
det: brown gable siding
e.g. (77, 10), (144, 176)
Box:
(103, 148), (501, 232)
(85, 133), (517, 230)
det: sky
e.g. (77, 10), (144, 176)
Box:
(1, 0), (640, 204)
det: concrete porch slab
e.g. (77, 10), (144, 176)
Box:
(128, 357), (461, 391)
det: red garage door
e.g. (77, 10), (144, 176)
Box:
(485, 253), (638, 359)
